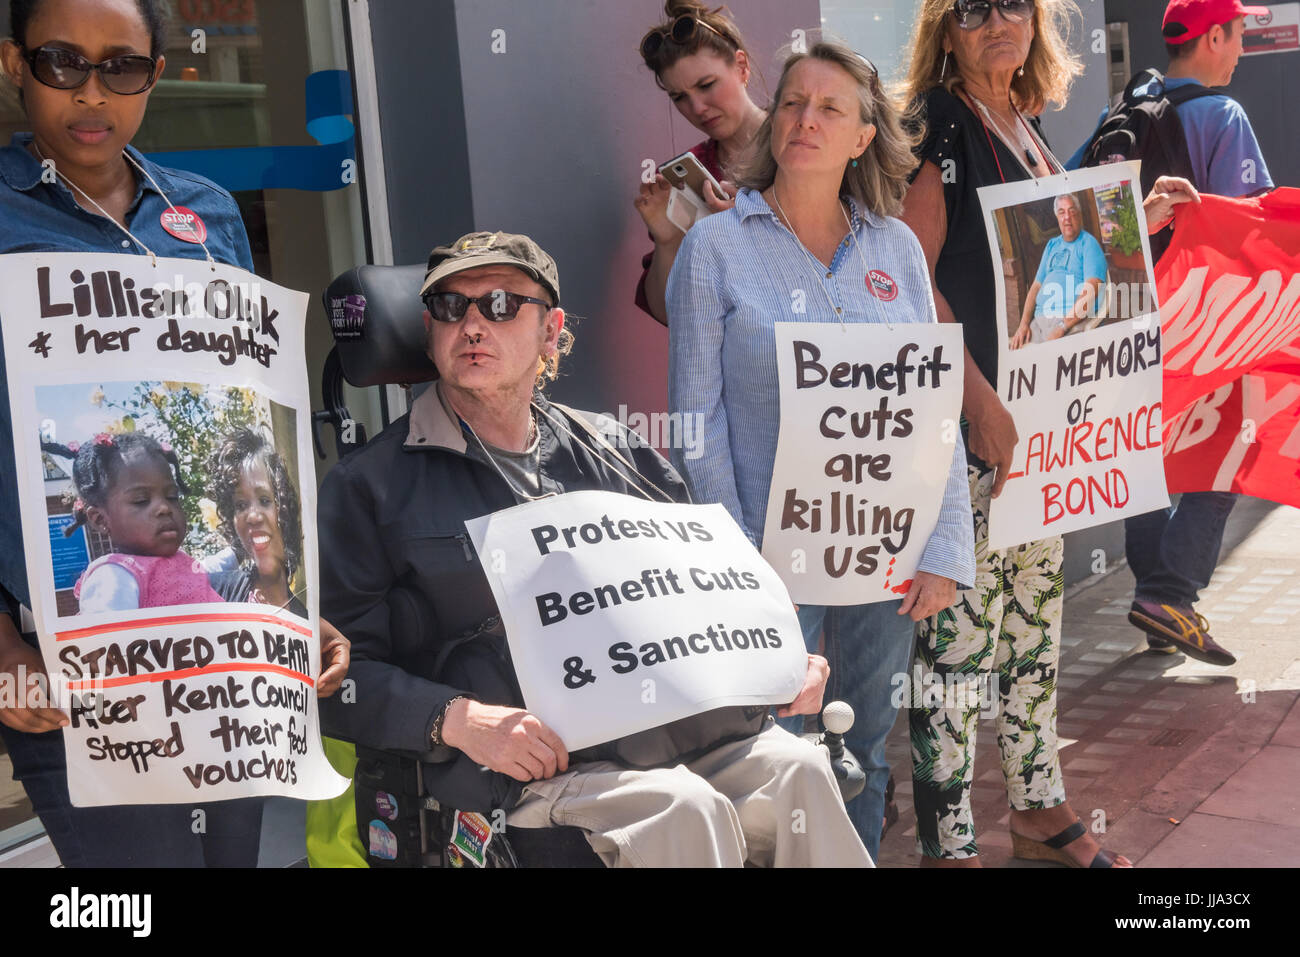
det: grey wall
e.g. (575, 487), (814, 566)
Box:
(365, 0), (475, 264)
(1037, 0), (1110, 160)
(1104, 0), (1296, 188)
(370, 0), (818, 416)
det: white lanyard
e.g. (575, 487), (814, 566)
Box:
(32, 142), (217, 269)
(768, 187), (894, 331)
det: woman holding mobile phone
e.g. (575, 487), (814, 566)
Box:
(0, 0), (347, 867)
(633, 0), (766, 325)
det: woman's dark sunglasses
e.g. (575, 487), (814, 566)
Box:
(640, 14), (732, 61)
(951, 0), (1035, 31)
(423, 290), (552, 323)
(22, 45), (158, 95)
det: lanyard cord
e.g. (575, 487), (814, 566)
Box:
(460, 401), (678, 505)
(536, 402), (679, 505)
(965, 93), (1062, 182)
(31, 142), (217, 269)
(768, 185), (894, 331)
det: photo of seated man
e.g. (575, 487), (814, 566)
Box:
(1009, 192), (1108, 348)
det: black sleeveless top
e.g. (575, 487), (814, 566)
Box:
(911, 86), (1050, 391)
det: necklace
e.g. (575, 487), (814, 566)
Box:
(969, 94), (1043, 172)
(31, 140), (216, 268)
(768, 184), (893, 330)
(464, 408), (550, 502)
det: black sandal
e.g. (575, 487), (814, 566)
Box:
(1010, 819), (1124, 868)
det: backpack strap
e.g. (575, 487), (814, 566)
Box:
(1163, 82), (1220, 107)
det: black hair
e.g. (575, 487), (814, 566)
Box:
(10, 0), (170, 57)
(641, 0), (749, 87)
(208, 428), (304, 586)
(1166, 16), (1237, 61)
(43, 432), (187, 537)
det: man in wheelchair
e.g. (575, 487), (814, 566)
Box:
(317, 230), (871, 867)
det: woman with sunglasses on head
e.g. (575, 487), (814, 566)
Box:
(633, 0), (766, 325)
(0, 0), (348, 867)
(898, 0), (1151, 868)
(667, 37), (976, 862)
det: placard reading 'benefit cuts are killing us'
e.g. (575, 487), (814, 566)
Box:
(761, 322), (965, 606)
(0, 252), (347, 806)
(466, 491), (807, 752)
(978, 162), (1169, 549)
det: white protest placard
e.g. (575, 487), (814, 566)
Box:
(0, 252), (348, 806)
(760, 322), (965, 605)
(978, 163), (1169, 549)
(465, 491), (806, 752)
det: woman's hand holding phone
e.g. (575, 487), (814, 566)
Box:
(634, 174), (682, 246)
(702, 178), (737, 212)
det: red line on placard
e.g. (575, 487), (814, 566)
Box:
(65, 661), (314, 691)
(54, 611), (313, 642)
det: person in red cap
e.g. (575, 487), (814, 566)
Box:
(1069, 0), (1274, 667)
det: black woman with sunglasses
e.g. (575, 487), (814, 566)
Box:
(898, 0), (1137, 869)
(633, 0), (765, 325)
(0, 0), (265, 867)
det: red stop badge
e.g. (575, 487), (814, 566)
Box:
(160, 206), (208, 244)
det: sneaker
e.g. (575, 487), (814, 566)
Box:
(1128, 601), (1236, 666)
(1144, 634), (1179, 655)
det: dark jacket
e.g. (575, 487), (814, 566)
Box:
(317, 384), (692, 811)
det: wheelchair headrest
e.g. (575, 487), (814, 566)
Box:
(322, 263), (438, 388)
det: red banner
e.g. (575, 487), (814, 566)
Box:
(1156, 190), (1300, 503)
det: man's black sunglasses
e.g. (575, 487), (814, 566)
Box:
(21, 45), (158, 95)
(950, 0), (1035, 31)
(423, 290), (552, 323)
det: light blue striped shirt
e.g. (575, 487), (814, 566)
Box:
(666, 188), (975, 588)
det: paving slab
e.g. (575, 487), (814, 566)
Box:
(1195, 745), (1300, 828)
(1140, 813), (1300, 868)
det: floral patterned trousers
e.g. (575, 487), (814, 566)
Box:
(909, 466), (1067, 859)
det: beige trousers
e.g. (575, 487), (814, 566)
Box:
(508, 722), (873, 867)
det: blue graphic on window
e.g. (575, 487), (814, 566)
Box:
(146, 70), (355, 193)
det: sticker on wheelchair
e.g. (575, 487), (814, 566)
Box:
(368, 819), (398, 861)
(374, 790), (398, 821)
(449, 810), (494, 868)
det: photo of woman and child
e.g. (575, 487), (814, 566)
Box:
(37, 381), (307, 619)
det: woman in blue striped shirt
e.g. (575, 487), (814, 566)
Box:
(667, 37), (974, 860)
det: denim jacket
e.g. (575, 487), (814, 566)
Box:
(0, 132), (254, 611)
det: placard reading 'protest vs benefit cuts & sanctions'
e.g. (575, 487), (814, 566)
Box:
(466, 492), (806, 752)
(0, 252), (347, 806)
(761, 322), (965, 606)
(978, 163), (1169, 549)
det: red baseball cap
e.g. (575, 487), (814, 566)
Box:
(1163, 0), (1269, 44)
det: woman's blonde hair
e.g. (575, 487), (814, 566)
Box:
(736, 36), (920, 219)
(901, 0), (1083, 115)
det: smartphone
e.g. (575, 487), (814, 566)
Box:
(658, 151), (725, 205)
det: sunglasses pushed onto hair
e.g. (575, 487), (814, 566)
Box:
(950, 0), (1035, 31)
(641, 14), (734, 62)
(422, 290), (552, 323)
(21, 45), (158, 95)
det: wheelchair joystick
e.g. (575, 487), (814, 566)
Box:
(818, 700), (866, 804)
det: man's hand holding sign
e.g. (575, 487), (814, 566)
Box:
(466, 491), (812, 756)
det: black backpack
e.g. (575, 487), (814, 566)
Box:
(1078, 69), (1217, 259)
